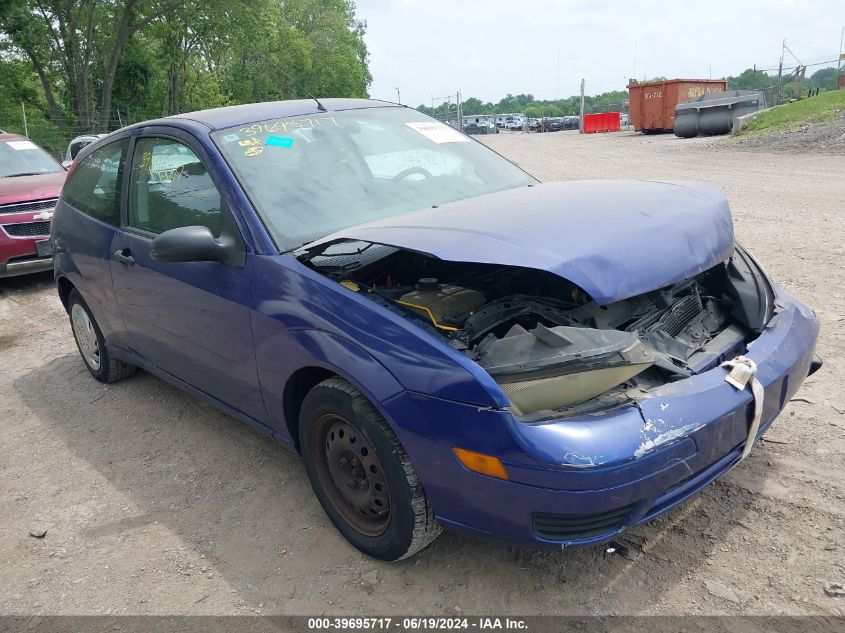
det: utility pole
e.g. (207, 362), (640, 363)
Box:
(838, 26), (844, 75)
(579, 79), (585, 134)
(456, 90), (462, 129)
(774, 39), (785, 106)
(21, 102), (28, 138)
(556, 46), (560, 101)
(794, 66), (805, 99)
(395, 87), (401, 104)
(632, 37), (638, 81)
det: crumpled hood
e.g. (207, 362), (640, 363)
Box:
(312, 180), (735, 305)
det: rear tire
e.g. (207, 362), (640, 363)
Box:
(299, 377), (441, 560)
(68, 289), (136, 383)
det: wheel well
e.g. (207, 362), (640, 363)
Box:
(283, 366), (336, 453)
(57, 276), (75, 312)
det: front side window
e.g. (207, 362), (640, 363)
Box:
(61, 139), (127, 225)
(128, 137), (223, 236)
(212, 107), (536, 250)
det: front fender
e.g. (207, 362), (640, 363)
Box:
(251, 255), (507, 413)
(253, 324), (405, 440)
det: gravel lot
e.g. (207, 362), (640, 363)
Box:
(2, 130), (843, 617)
(714, 111), (845, 155)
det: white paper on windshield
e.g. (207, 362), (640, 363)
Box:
(405, 121), (469, 143)
(7, 140), (37, 150)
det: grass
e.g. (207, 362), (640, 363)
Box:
(741, 89), (845, 134)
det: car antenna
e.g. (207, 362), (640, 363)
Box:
(232, 25), (327, 112)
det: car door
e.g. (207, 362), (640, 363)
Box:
(111, 130), (266, 421)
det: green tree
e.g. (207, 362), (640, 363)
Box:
(0, 57), (67, 155)
(807, 67), (838, 92)
(727, 68), (774, 91)
(0, 0), (179, 131)
(461, 97), (484, 115)
(0, 0), (372, 138)
(514, 93), (534, 107)
(495, 94), (521, 113)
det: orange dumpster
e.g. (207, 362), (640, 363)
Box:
(628, 79), (728, 132)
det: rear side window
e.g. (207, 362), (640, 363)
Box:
(69, 140), (90, 160)
(61, 140), (127, 225)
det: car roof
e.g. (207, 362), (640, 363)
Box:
(75, 98), (404, 163)
(157, 98), (401, 132)
(0, 133), (29, 143)
(70, 134), (106, 143)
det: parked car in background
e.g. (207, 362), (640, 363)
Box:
(63, 134), (107, 168)
(53, 99), (820, 561)
(534, 118), (566, 133)
(504, 115), (525, 129)
(563, 115), (580, 130)
(0, 133), (66, 278)
(463, 121), (496, 135)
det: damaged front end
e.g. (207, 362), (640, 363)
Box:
(299, 239), (775, 420)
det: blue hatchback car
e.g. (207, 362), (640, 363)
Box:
(52, 99), (821, 560)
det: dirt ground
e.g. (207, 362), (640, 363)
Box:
(1, 130), (843, 617)
(713, 111), (845, 155)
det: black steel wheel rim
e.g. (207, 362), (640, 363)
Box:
(311, 413), (391, 537)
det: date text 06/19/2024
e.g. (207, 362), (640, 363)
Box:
(307, 617), (529, 631)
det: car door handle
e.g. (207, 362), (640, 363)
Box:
(112, 248), (135, 266)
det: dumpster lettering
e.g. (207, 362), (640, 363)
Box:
(687, 86), (722, 99)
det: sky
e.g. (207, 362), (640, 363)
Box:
(355, 0), (844, 107)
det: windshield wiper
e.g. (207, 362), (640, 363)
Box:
(296, 239), (376, 264)
(288, 238), (326, 258)
(2, 172), (42, 178)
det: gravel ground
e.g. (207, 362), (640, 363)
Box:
(1, 130), (844, 617)
(711, 111), (845, 155)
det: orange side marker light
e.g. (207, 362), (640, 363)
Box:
(452, 447), (509, 480)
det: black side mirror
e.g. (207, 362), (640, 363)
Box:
(150, 225), (242, 265)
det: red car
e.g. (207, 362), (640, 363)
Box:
(0, 132), (66, 278)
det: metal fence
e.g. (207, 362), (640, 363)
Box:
(0, 102), (130, 160)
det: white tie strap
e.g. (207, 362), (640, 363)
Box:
(721, 355), (764, 461)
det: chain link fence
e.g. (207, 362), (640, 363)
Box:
(0, 102), (131, 160)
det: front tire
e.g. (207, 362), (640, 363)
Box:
(300, 377), (441, 560)
(68, 289), (136, 383)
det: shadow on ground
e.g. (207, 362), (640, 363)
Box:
(0, 269), (53, 293)
(12, 351), (766, 613)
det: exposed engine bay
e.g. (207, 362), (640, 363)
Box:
(302, 240), (772, 419)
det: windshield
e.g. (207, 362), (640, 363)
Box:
(212, 107), (536, 250)
(0, 139), (63, 178)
